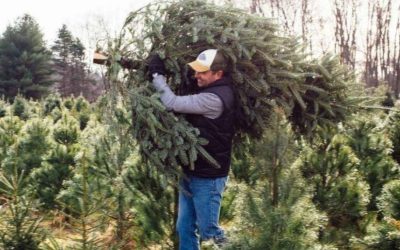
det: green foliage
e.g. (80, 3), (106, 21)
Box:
(299, 128), (371, 247)
(226, 110), (329, 249)
(0, 14), (53, 99)
(90, 103), (139, 248)
(53, 113), (80, 145)
(73, 97), (92, 130)
(43, 93), (62, 115)
(101, 77), (217, 175)
(227, 167), (328, 250)
(117, 0), (358, 139)
(130, 89), (217, 172)
(378, 180), (400, 220)
(51, 25), (95, 99)
(124, 163), (176, 248)
(63, 98), (74, 110)
(30, 145), (76, 209)
(30, 112), (80, 209)
(100, 0), (361, 179)
(78, 113), (90, 130)
(388, 110), (400, 165)
(3, 118), (52, 175)
(0, 169), (46, 249)
(12, 95), (30, 119)
(0, 99), (7, 118)
(0, 95), (180, 247)
(0, 115), (23, 164)
(346, 114), (400, 211)
(56, 150), (105, 249)
(74, 96), (89, 113)
(351, 217), (400, 249)
(219, 182), (239, 222)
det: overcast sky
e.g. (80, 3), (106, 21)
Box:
(0, 0), (152, 45)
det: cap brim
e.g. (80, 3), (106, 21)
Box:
(188, 60), (210, 72)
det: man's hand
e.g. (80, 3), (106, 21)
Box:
(147, 53), (166, 76)
(152, 73), (168, 90)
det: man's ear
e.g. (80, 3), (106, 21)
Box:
(215, 70), (224, 78)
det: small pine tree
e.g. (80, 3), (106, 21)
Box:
(91, 104), (137, 248)
(299, 127), (371, 247)
(56, 150), (104, 250)
(2, 117), (51, 176)
(388, 110), (400, 165)
(378, 180), (400, 221)
(0, 98), (7, 118)
(0, 115), (23, 165)
(0, 167), (46, 249)
(351, 180), (400, 249)
(12, 95), (30, 120)
(30, 111), (81, 209)
(345, 113), (400, 211)
(226, 110), (329, 249)
(43, 93), (62, 116)
(30, 145), (76, 210)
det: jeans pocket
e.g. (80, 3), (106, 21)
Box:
(213, 176), (228, 194)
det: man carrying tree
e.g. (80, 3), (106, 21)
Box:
(148, 49), (235, 249)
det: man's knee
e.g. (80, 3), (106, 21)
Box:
(176, 216), (196, 236)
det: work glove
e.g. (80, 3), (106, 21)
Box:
(147, 53), (166, 76)
(152, 73), (168, 91)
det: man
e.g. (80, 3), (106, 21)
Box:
(149, 49), (235, 249)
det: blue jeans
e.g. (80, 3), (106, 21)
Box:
(176, 175), (228, 250)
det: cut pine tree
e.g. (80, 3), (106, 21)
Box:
(102, 0), (360, 173)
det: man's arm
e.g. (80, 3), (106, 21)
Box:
(152, 74), (223, 119)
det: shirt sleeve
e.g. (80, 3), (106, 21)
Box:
(152, 74), (223, 119)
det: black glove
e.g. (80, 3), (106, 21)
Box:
(147, 53), (166, 76)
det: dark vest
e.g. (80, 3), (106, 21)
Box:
(185, 77), (235, 178)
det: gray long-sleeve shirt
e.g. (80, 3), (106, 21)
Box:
(152, 74), (223, 119)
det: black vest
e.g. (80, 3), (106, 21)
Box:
(185, 77), (235, 178)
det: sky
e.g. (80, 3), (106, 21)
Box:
(0, 0), (152, 45)
(0, 0), (397, 63)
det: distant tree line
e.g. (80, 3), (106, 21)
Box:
(246, 0), (400, 98)
(1, 1), (399, 101)
(0, 14), (104, 102)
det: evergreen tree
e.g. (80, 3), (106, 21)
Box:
(56, 149), (105, 250)
(42, 93), (62, 115)
(0, 127), (48, 249)
(388, 110), (400, 165)
(0, 115), (22, 165)
(299, 127), (371, 248)
(0, 14), (53, 99)
(51, 25), (97, 99)
(11, 95), (30, 120)
(91, 100), (138, 248)
(51, 24), (74, 96)
(91, 92), (177, 248)
(226, 111), (329, 249)
(0, 170), (45, 249)
(2, 117), (52, 176)
(124, 162), (177, 249)
(352, 180), (400, 249)
(30, 111), (80, 209)
(345, 113), (400, 211)
(100, 0), (359, 178)
(0, 98), (7, 118)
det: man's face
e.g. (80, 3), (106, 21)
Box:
(194, 70), (222, 87)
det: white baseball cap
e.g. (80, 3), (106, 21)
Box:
(188, 49), (218, 72)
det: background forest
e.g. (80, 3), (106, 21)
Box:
(0, 0), (399, 249)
